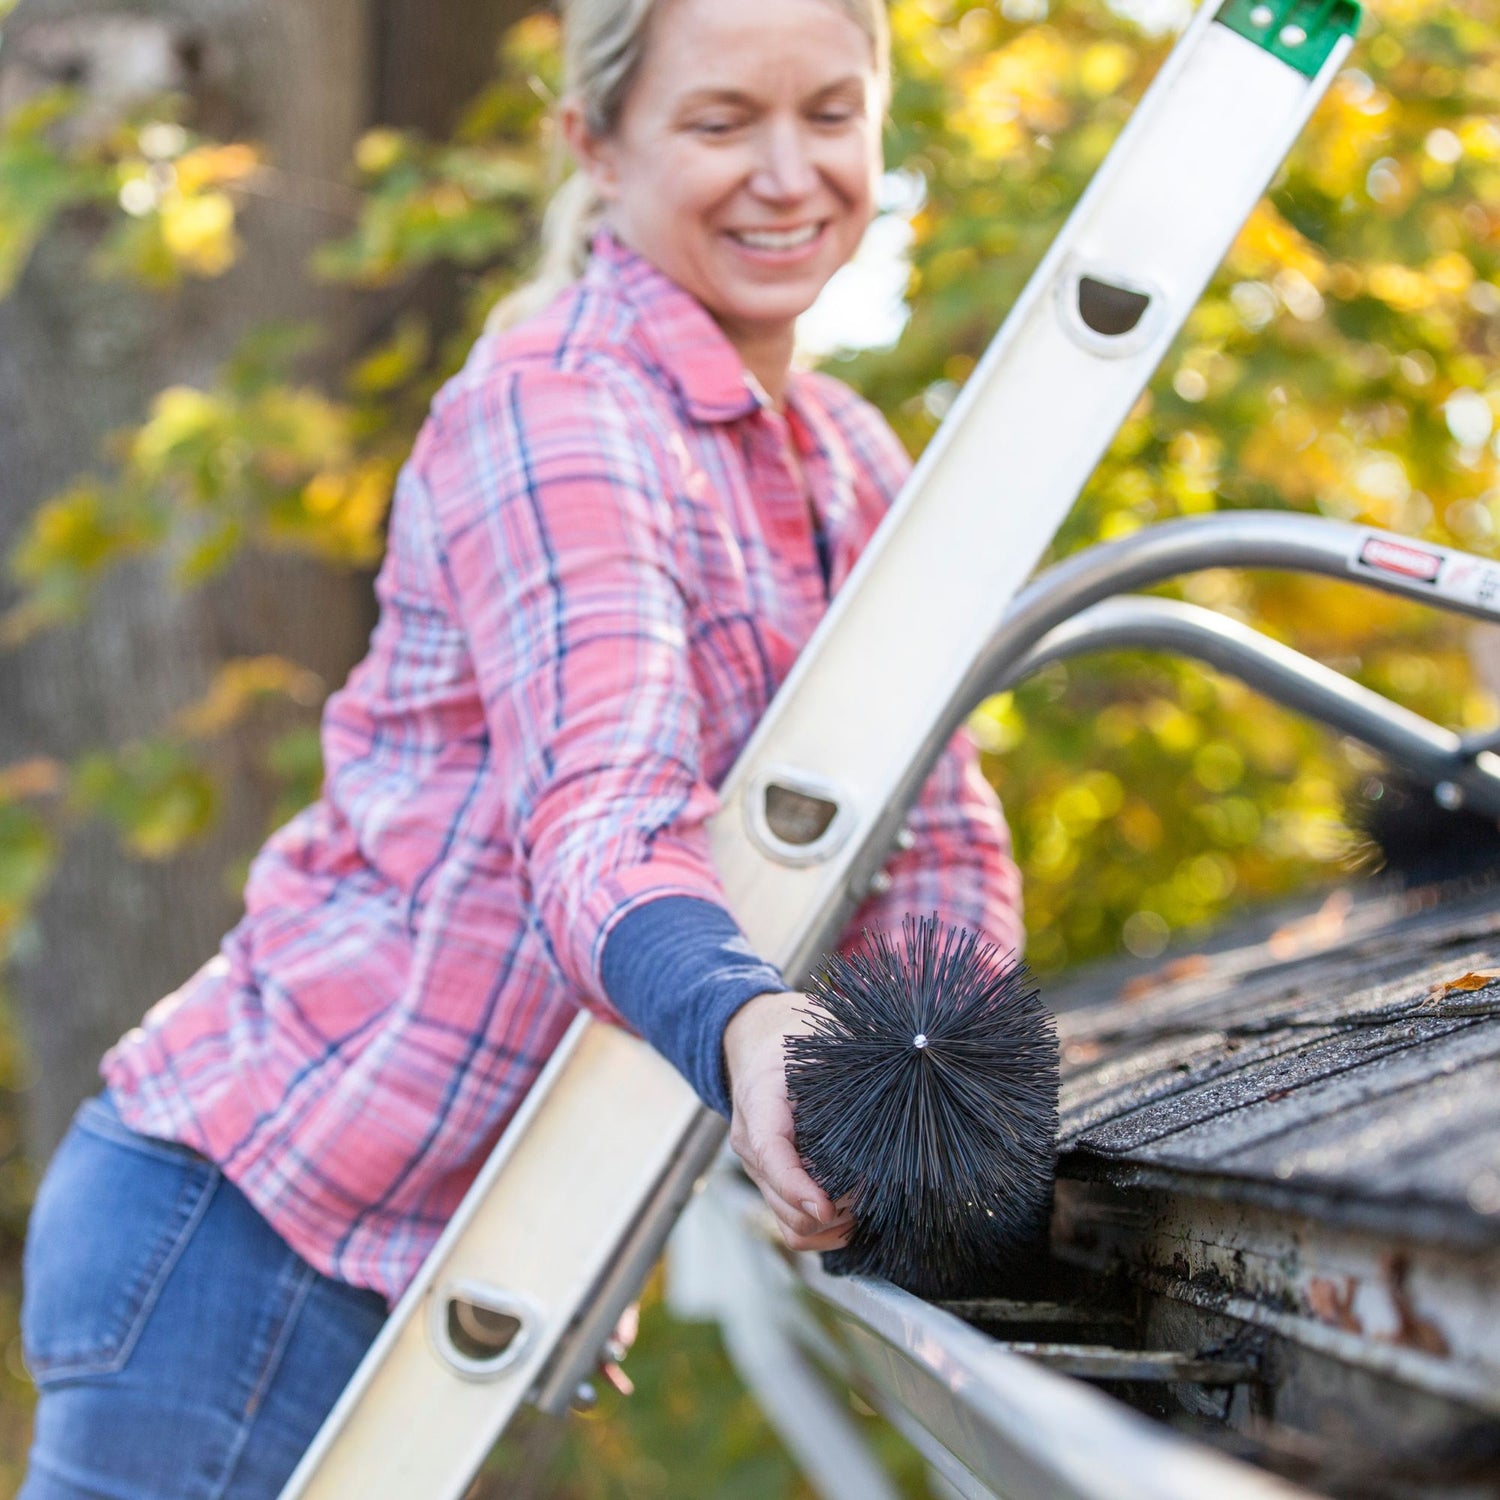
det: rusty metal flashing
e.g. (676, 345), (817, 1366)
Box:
(1055, 1178), (1500, 1416)
(1058, 1156), (1500, 1253)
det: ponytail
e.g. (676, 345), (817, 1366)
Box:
(486, 171), (603, 334)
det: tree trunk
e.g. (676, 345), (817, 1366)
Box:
(0, 0), (534, 1158)
(376, 0), (534, 134)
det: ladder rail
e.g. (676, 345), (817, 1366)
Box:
(711, 14), (1358, 986)
(529, 1109), (727, 1416)
(995, 511), (1500, 671)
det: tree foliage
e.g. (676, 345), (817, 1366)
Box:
(4, 2), (1500, 985)
(1, 0), (1499, 1491)
(4, 1), (1495, 986)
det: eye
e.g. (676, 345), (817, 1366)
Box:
(689, 117), (743, 138)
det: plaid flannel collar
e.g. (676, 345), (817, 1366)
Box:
(586, 229), (768, 424)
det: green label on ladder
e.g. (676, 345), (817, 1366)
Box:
(1217, 0), (1360, 78)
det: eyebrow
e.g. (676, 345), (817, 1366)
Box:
(675, 76), (867, 110)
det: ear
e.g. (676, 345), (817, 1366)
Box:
(559, 96), (621, 202)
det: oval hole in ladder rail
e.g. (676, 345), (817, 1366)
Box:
(746, 766), (854, 866)
(449, 1299), (523, 1363)
(764, 783), (840, 847)
(1077, 275), (1152, 337)
(429, 1279), (537, 1381)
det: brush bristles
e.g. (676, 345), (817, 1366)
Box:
(786, 916), (1058, 1298)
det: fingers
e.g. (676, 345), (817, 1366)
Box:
(753, 1176), (854, 1241)
(731, 1115), (854, 1244)
(755, 1130), (833, 1224)
(778, 1219), (855, 1253)
(736, 1137), (855, 1249)
(731, 1070), (828, 1209)
(751, 1175), (855, 1251)
(723, 988), (859, 1253)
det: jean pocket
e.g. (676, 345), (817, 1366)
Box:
(22, 1097), (218, 1384)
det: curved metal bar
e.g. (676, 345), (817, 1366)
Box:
(1461, 725), (1500, 758)
(951, 512), (1500, 750)
(842, 514), (1500, 897)
(999, 596), (1500, 819)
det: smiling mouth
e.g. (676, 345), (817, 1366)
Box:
(728, 223), (824, 252)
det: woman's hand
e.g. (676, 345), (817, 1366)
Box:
(722, 990), (854, 1252)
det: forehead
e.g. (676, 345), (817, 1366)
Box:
(636, 0), (875, 101)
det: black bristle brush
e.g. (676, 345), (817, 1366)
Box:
(785, 915), (1058, 1299)
(1349, 771), (1500, 888)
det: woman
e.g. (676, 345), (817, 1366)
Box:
(20, 0), (1023, 1494)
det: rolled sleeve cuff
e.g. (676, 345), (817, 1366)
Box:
(599, 895), (786, 1116)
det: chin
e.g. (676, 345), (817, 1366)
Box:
(729, 292), (823, 326)
(715, 275), (834, 327)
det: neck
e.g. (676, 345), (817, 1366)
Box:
(717, 317), (797, 407)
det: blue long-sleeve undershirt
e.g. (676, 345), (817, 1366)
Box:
(599, 895), (787, 1116)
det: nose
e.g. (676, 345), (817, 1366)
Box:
(749, 118), (818, 203)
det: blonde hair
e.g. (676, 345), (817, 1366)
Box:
(487, 0), (891, 333)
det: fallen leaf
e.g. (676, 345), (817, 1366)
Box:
(1062, 1040), (1103, 1066)
(1427, 971), (1500, 1001)
(0, 757), (65, 800)
(1120, 954), (1211, 1002)
(1268, 888), (1353, 962)
(1306, 1276), (1362, 1333)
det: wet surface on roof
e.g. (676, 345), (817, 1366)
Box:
(1051, 881), (1500, 1246)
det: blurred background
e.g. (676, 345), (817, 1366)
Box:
(0, 0), (1496, 1491)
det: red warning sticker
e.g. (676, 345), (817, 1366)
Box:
(1357, 536), (1443, 583)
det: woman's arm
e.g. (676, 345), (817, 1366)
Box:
(419, 364), (792, 1112)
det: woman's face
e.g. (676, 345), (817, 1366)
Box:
(570, 0), (882, 356)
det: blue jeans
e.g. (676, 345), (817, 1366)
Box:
(20, 1095), (388, 1499)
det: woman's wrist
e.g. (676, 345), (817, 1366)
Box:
(721, 988), (852, 1249)
(722, 990), (805, 1094)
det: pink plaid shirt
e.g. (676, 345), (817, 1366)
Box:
(103, 233), (1023, 1302)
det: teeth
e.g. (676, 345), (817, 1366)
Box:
(734, 224), (820, 250)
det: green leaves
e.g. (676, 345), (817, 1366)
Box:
(0, 90), (108, 295)
(97, 140), (260, 287)
(71, 743), (217, 861)
(0, 13), (563, 632)
(0, 22), (560, 972)
(314, 20), (555, 291)
(0, 651), (329, 965)
(1, 328), (403, 637)
(0, 91), (262, 299)
(0, 801), (55, 939)
(4, 0), (1497, 991)
(4, 482), (155, 639)
(313, 128), (541, 288)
